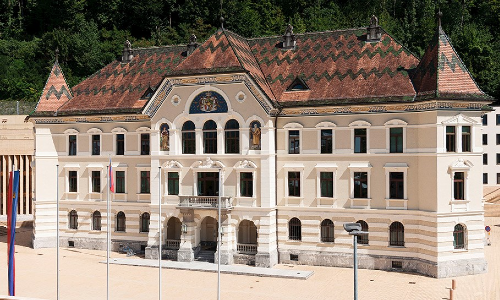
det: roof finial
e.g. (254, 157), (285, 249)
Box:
(437, 9), (443, 28)
(122, 40), (134, 63)
(55, 47), (59, 63)
(366, 15), (381, 42)
(282, 24), (296, 50)
(220, 0), (224, 30)
(187, 34), (198, 56)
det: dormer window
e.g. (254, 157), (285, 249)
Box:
(141, 87), (155, 99)
(286, 77), (309, 91)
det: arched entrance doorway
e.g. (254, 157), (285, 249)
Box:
(200, 216), (218, 250)
(237, 220), (257, 254)
(165, 217), (181, 249)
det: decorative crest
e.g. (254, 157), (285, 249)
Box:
(282, 24), (296, 50)
(366, 15), (381, 42)
(437, 9), (443, 28)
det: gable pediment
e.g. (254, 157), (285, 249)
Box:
(441, 114), (477, 125)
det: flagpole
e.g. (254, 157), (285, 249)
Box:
(217, 170), (221, 300)
(107, 163), (110, 300)
(56, 164), (59, 300)
(158, 166), (162, 300)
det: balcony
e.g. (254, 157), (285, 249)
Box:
(237, 243), (257, 254)
(178, 196), (233, 210)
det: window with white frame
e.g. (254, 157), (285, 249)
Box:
(315, 122), (336, 154)
(234, 160), (257, 206)
(64, 129), (79, 156)
(87, 128), (102, 156)
(91, 170), (101, 193)
(348, 162), (372, 208)
(240, 172), (253, 197)
(112, 127), (127, 155)
(449, 159), (472, 211)
(442, 114), (477, 153)
(350, 121), (370, 154)
(283, 123), (303, 155)
(315, 163), (337, 200)
(68, 170), (78, 192)
(162, 160), (183, 196)
(385, 119), (407, 153)
(384, 163), (408, 209)
(140, 171), (150, 193)
(283, 163), (304, 201)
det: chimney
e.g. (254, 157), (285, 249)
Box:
(282, 24), (296, 50)
(366, 15), (381, 42)
(122, 40), (134, 63)
(187, 34), (198, 56)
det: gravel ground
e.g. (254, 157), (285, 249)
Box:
(1, 217), (499, 300)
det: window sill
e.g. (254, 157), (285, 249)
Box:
(235, 197), (257, 207)
(139, 231), (149, 234)
(388, 245), (405, 248)
(385, 199), (408, 210)
(89, 230), (103, 234)
(316, 197), (337, 208)
(285, 197), (303, 207)
(453, 248), (467, 253)
(450, 199), (470, 212)
(349, 198), (371, 209)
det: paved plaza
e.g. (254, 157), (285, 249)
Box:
(1, 216), (500, 300)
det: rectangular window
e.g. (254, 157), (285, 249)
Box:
(140, 171), (150, 193)
(68, 135), (77, 156)
(390, 127), (403, 153)
(91, 171), (100, 193)
(116, 171), (125, 193)
(288, 171), (300, 197)
(461, 126), (471, 152)
(453, 172), (464, 200)
(483, 114), (488, 125)
(497, 134), (500, 145)
(92, 135), (100, 155)
(116, 134), (125, 155)
(483, 173), (488, 184)
(320, 172), (334, 198)
(446, 126), (456, 152)
(353, 172), (368, 198)
(240, 172), (253, 197)
(354, 128), (367, 153)
(484, 153), (488, 165)
(167, 172), (179, 195)
(68, 171), (77, 192)
(496, 114), (500, 125)
(497, 154), (500, 165)
(288, 131), (300, 154)
(497, 173), (500, 184)
(483, 134), (488, 145)
(320, 129), (333, 154)
(141, 134), (150, 155)
(389, 172), (404, 199)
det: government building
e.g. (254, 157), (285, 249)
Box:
(29, 16), (493, 278)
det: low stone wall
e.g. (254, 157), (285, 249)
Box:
(58, 237), (146, 254)
(233, 253), (256, 266)
(277, 249), (487, 278)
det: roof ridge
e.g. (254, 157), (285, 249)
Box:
(246, 27), (367, 41)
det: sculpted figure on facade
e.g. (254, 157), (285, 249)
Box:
(160, 123), (169, 151)
(250, 121), (261, 150)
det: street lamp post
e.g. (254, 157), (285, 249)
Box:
(343, 223), (368, 300)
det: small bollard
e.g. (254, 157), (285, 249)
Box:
(452, 279), (456, 290)
(450, 288), (454, 300)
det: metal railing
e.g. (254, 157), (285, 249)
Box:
(178, 196), (233, 209)
(164, 239), (180, 250)
(237, 243), (257, 254)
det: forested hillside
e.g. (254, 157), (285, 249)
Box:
(1, 0), (499, 103)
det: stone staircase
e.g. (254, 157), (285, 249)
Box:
(195, 250), (215, 263)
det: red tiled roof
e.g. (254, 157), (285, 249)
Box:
(412, 26), (489, 101)
(33, 25), (493, 117)
(56, 45), (185, 115)
(248, 29), (420, 106)
(34, 61), (72, 114)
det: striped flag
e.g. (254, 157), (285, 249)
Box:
(7, 170), (20, 296)
(109, 158), (114, 192)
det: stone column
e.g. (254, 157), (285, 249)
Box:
(215, 213), (234, 265)
(178, 209), (196, 262)
(255, 210), (279, 268)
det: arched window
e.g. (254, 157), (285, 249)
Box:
(140, 212), (150, 233)
(116, 211), (126, 232)
(69, 210), (78, 229)
(389, 221), (404, 246)
(225, 119), (239, 153)
(320, 219), (334, 243)
(289, 217), (301, 241)
(356, 220), (369, 244)
(92, 211), (101, 231)
(238, 220), (257, 244)
(166, 217), (182, 241)
(182, 121), (195, 154)
(453, 224), (466, 249)
(203, 120), (217, 154)
(160, 123), (170, 151)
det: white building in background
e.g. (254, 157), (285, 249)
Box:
(29, 17), (494, 278)
(481, 105), (500, 188)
